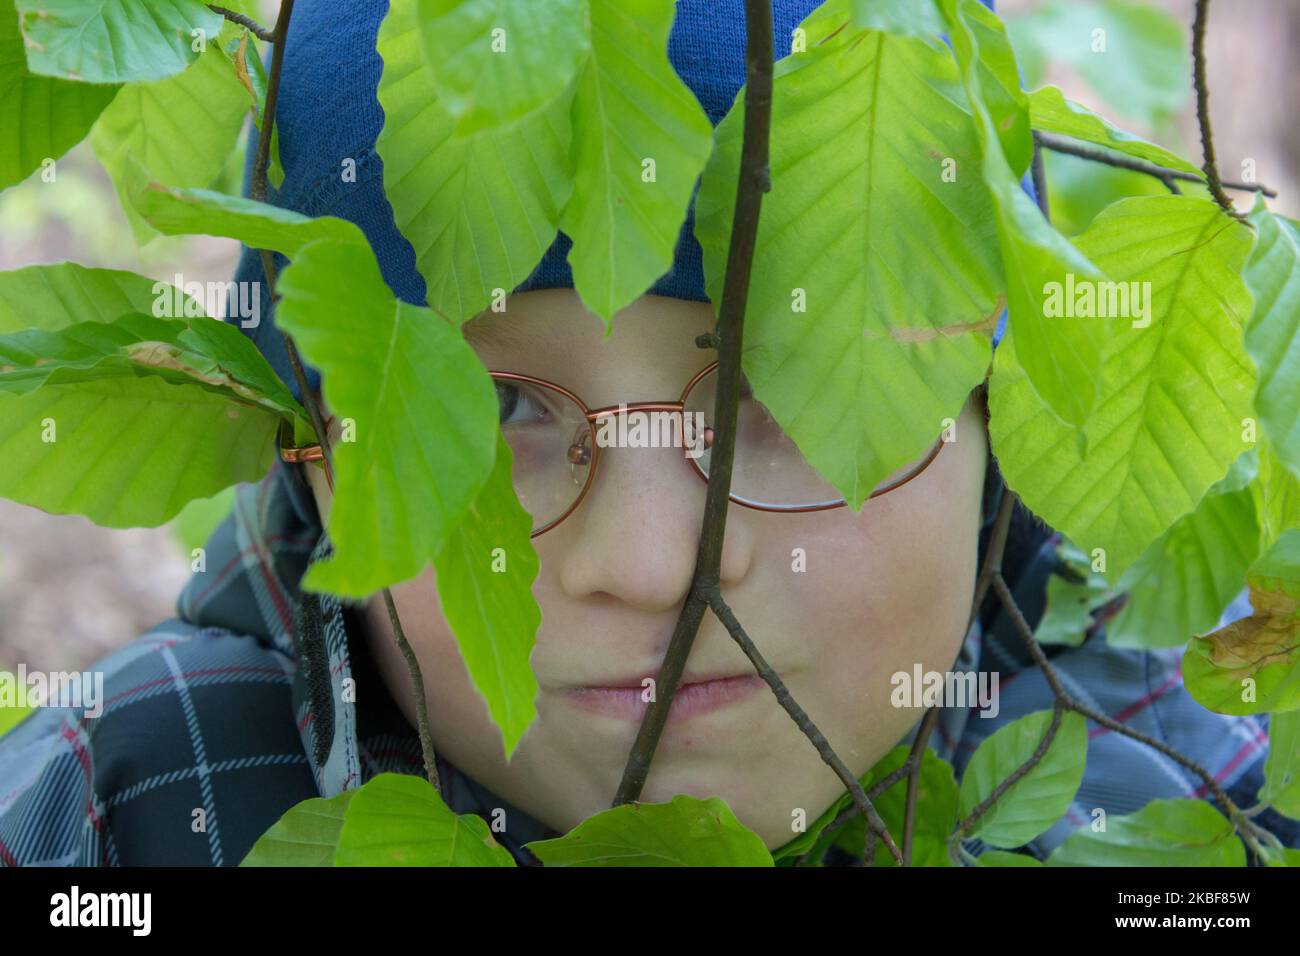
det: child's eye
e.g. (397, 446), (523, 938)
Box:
(496, 381), (552, 426)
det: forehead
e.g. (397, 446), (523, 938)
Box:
(463, 289), (717, 401)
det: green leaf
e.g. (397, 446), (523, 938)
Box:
(91, 37), (254, 244)
(1039, 149), (1167, 238)
(988, 196), (1257, 579)
(0, 6), (117, 190)
(1244, 204), (1300, 479)
(170, 484), (236, 555)
(849, 0), (944, 37)
(0, 373), (280, 527)
(240, 791), (354, 867)
(1048, 798), (1246, 867)
(376, 0), (573, 323)
(527, 795), (773, 866)
(1035, 540), (1118, 647)
(835, 745), (959, 867)
(957, 709), (1087, 848)
(1184, 529), (1300, 715)
(335, 773), (515, 866)
(976, 849), (1043, 866)
(0, 673), (33, 739)
(124, 163), (366, 255)
(695, 2), (1001, 509)
(1260, 709), (1300, 819)
(414, 0), (588, 135)
(273, 239), (499, 597)
(1005, 0), (1189, 128)
(943, 0), (1106, 429)
(0, 261), (195, 333)
(1028, 85), (1201, 176)
(433, 434), (541, 758)
(559, 0), (712, 323)
(1255, 439), (1300, 553)
(16, 0), (225, 84)
(1105, 458), (1261, 650)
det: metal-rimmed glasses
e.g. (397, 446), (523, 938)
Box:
(279, 361), (945, 538)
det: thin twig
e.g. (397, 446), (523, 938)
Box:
(383, 588), (441, 793)
(1033, 131), (1275, 198)
(709, 589), (901, 864)
(955, 704), (1065, 838)
(245, 0), (440, 795)
(1191, 0), (1245, 218)
(208, 4), (276, 42)
(901, 708), (939, 865)
(990, 568), (1268, 861)
(613, 0), (775, 807)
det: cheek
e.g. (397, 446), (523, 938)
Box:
(769, 423), (986, 712)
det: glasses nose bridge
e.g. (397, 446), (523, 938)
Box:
(585, 400), (686, 423)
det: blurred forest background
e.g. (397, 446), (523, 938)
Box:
(1, 0), (1297, 676)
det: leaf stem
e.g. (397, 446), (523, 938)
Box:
(612, 0), (775, 807)
(246, 0), (441, 795)
(208, 4), (276, 42)
(1191, 0), (1246, 219)
(1033, 132), (1275, 198)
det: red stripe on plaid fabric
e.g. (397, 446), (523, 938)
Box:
(1087, 671), (1182, 741)
(1190, 726), (1268, 799)
(60, 725), (102, 830)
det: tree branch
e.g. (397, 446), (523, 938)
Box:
(1033, 132), (1276, 198)
(1192, 0), (1246, 218)
(709, 589), (901, 864)
(613, 0), (775, 807)
(246, 0), (440, 796)
(208, 4), (275, 42)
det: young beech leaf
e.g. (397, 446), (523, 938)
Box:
(91, 29), (249, 244)
(1106, 465), (1260, 651)
(1047, 798), (1246, 867)
(989, 196), (1257, 580)
(527, 795), (773, 867)
(334, 774), (515, 867)
(560, 0), (713, 324)
(1243, 202), (1300, 479)
(272, 238), (499, 597)
(413, 0), (589, 135)
(124, 162), (365, 254)
(15, 0), (225, 84)
(848, 0), (944, 38)
(957, 709), (1087, 849)
(0, 313), (306, 426)
(1260, 709), (1300, 820)
(1184, 529), (1300, 716)
(942, 0), (1107, 430)
(833, 745), (959, 867)
(241, 791), (355, 867)
(0, 261), (194, 333)
(377, 0), (572, 324)
(433, 434), (541, 759)
(0, 6), (118, 191)
(1028, 85), (1202, 177)
(695, 2), (1001, 509)
(0, 374), (281, 527)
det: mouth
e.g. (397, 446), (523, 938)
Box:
(561, 672), (766, 723)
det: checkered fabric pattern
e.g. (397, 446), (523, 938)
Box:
(1, 458), (1295, 866)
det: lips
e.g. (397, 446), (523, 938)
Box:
(562, 673), (765, 722)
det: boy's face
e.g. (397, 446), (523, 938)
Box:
(305, 288), (988, 849)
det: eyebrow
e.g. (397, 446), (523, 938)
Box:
(462, 317), (554, 356)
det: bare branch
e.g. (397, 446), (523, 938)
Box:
(208, 4), (275, 42)
(1192, 0), (1248, 218)
(1034, 131), (1275, 198)
(613, 0), (775, 807)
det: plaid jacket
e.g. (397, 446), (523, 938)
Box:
(1, 459), (1295, 866)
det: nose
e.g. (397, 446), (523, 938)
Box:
(556, 439), (754, 612)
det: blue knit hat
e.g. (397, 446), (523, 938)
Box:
(233, 0), (1007, 397)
